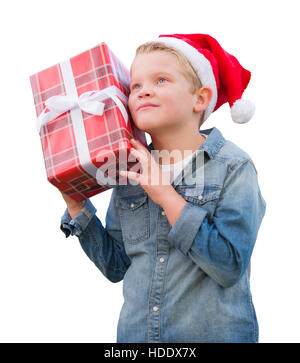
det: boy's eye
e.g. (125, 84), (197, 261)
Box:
(131, 83), (140, 90)
(130, 77), (168, 90)
(158, 77), (167, 83)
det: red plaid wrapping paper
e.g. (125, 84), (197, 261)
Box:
(30, 43), (147, 202)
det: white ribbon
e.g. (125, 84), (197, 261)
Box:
(37, 59), (129, 184)
(36, 85), (128, 133)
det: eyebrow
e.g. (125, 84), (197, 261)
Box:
(130, 71), (173, 85)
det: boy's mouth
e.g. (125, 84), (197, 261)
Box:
(137, 103), (159, 111)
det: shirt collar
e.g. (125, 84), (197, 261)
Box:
(147, 127), (226, 187)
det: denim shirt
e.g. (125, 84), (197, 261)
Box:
(60, 127), (266, 343)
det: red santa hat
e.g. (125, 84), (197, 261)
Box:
(152, 33), (255, 124)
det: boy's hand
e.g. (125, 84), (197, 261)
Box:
(60, 191), (85, 219)
(120, 138), (174, 206)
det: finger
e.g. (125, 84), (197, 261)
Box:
(130, 138), (149, 155)
(120, 170), (141, 181)
(130, 147), (147, 163)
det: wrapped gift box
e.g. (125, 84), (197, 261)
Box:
(30, 42), (146, 202)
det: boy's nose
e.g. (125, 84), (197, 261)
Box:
(138, 87), (154, 98)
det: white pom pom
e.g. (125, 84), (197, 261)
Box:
(230, 99), (255, 124)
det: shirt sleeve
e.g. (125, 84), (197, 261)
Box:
(60, 188), (131, 283)
(60, 198), (96, 238)
(167, 159), (266, 288)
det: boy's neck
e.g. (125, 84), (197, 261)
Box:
(150, 130), (205, 165)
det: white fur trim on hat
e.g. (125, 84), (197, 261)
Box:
(153, 37), (218, 121)
(230, 99), (255, 124)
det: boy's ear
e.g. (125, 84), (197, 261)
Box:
(193, 87), (213, 113)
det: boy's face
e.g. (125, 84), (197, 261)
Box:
(128, 51), (198, 135)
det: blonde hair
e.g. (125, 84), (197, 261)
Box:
(134, 41), (204, 127)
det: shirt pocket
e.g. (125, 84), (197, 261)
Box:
(176, 185), (221, 221)
(116, 193), (150, 244)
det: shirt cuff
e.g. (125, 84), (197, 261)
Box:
(167, 202), (208, 255)
(60, 198), (97, 238)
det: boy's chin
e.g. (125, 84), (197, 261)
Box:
(133, 118), (168, 134)
(132, 120), (158, 133)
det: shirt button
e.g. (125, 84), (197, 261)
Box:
(161, 211), (165, 215)
(198, 195), (203, 201)
(153, 306), (159, 312)
(130, 203), (135, 208)
(160, 257), (165, 263)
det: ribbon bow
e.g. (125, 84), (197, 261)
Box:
(36, 85), (128, 133)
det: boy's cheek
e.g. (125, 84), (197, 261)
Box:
(128, 102), (139, 121)
(128, 105), (135, 119)
(128, 97), (134, 113)
(127, 101), (137, 122)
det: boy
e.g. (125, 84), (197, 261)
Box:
(60, 34), (266, 343)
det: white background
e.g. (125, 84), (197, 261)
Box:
(0, 0), (299, 343)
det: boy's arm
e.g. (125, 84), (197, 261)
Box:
(60, 188), (131, 283)
(164, 159), (266, 288)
